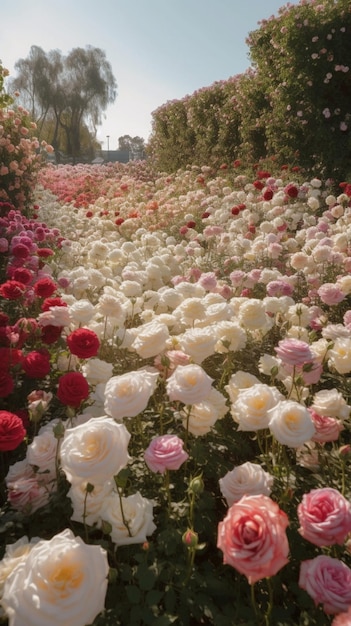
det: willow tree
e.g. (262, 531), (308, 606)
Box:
(10, 45), (117, 161)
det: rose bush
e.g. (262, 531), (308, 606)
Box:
(1, 142), (351, 624)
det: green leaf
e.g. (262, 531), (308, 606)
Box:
(125, 585), (141, 604)
(137, 563), (156, 591)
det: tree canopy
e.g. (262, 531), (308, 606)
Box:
(10, 45), (117, 162)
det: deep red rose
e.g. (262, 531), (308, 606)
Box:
(0, 347), (24, 370)
(0, 371), (15, 397)
(57, 371), (90, 408)
(33, 277), (57, 298)
(0, 410), (26, 451)
(36, 248), (54, 258)
(41, 325), (63, 345)
(285, 183), (299, 198)
(41, 297), (68, 312)
(263, 188), (274, 201)
(0, 280), (26, 300)
(66, 328), (100, 359)
(11, 243), (30, 260)
(12, 267), (33, 285)
(22, 349), (51, 378)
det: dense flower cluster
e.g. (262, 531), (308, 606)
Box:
(1, 158), (351, 624)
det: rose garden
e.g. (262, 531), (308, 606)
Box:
(1, 2), (351, 625)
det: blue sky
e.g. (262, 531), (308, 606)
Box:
(1, 0), (297, 147)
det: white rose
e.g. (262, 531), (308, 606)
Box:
(166, 364), (213, 405)
(60, 416), (131, 483)
(26, 429), (57, 481)
(180, 388), (228, 435)
(178, 327), (217, 363)
(213, 320), (247, 353)
(225, 370), (261, 404)
(38, 306), (71, 327)
(100, 491), (156, 546)
(0, 536), (40, 598)
(95, 293), (127, 324)
(219, 461), (274, 506)
(268, 400), (316, 447)
(67, 479), (114, 527)
(238, 299), (273, 333)
(104, 367), (159, 420)
(2, 529), (108, 626)
(231, 383), (283, 431)
(174, 298), (207, 325)
(68, 299), (96, 324)
(131, 320), (170, 358)
(328, 337), (351, 374)
(311, 389), (350, 419)
(82, 358), (113, 385)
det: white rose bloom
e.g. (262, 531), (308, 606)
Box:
(2, 529), (108, 626)
(174, 297), (206, 325)
(68, 299), (96, 325)
(100, 491), (156, 546)
(38, 306), (71, 327)
(196, 302), (234, 326)
(95, 293), (127, 324)
(68, 479), (114, 527)
(166, 364), (213, 405)
(231, 384), (283, 431)
(60, 416), (131, 483)
(26, 429), (57, 481)
(225, 370), (260, 404)
(328, 337), (351, 374)
(104, 368), (159, 420)
(219, 461), (274, 506)
(258, 354), (281, 377)
(119, 280), (143, 297)
(311, 389), (350, 419)
(268, 400), (316, 447)
(0, 536), (40, 597)
(178, 327), (217, 363)
(238, 299), (273, 333)
(180, 387), (228, 435)
(82, 358), (113, 385)
(131, 320), (170, 358)
(214, 320), (247, 353)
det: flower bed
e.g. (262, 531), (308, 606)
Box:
(1, 160), (351, 625)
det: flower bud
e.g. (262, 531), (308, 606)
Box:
(188, 475), (204, 495)
(182, 529), (198, 548)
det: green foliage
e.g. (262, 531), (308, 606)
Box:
(148, 0), (351, 179)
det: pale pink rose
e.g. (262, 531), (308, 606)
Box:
(275, 338), (313, 366)
(217, 494), (289, 584)
(298, 487), (351, 547)
(7, 477), (54, 513)
(318, 283), (345, 305)
(309, 409), (344, 443)
(144, 434), (189, 473)
(332, 606), (351, 625)
(299, 556), (351, 614)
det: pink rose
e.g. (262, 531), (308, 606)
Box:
(144, 434), (189, 474)
(298, 487), (351, 547)
(299, 556), (351, 614)
(309, 409), (344, 443)
(318, 283), (345, 305)
(217, 494), (289, 584)
(275, 338), (313, 367)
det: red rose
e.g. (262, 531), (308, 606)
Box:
(36, 248), (54, 258)
(57, 372), (90, 407)
(22, 349), (51, 378)
(0, 347), (23, 370)
(33, 277), (57, 298)
(41, 297), (68, 311)
(0, 371), (15, 397)
(66, 328), (100, 359)
(0, 410), (26, 451)
(11, 318), (39, 347)
(41, 325), (63, 345)
(0, 280), (26, 300)
(12, 267), (33, 285)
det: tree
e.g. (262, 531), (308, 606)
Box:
(118, 135), (146, 159)
(10, 46), (117, 162)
